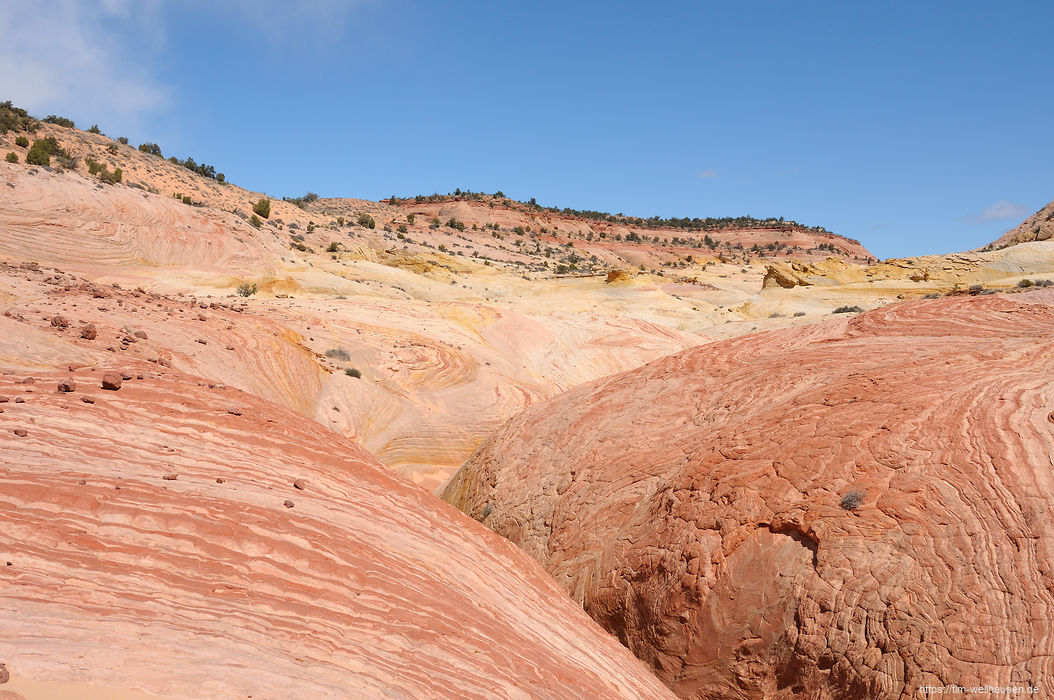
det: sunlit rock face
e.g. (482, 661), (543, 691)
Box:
(444, 292), (1054, 699)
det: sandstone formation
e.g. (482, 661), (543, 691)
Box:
(988, 199), (1054, 249)
(0, 363), (673, 698)
(444, 292), (1054, 698)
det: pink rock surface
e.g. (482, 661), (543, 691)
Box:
(443, 293), (1054, 698)
(0, 354), (672, 695)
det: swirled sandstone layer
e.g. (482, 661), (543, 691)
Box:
(443, 292), (1054, 698)
(0, 340), (673, 697)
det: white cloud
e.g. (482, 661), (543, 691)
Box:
(0, 1), (169, 128)
(696, 169), (718, 179)
(962, 200), (1031, 225)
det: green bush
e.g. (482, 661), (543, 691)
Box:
(88, 124), (101, 134)
(26, 138), (58, 165)
(4, 152), (16, 163)
(0, 101), (37, 134)
(43, 115), (75, 128)
(14, 136), (28, 148)
(86, 156), (101, 174)
(446, 217), (465, 232)
(138, 142), (162, 157)
(99, 167), (122, 184)
(1017, 278), (1033, 288)
(397, 224), (407, 234)
(182, 195), (192, 205)
(326, 348), (351, 361)
(357, 213), (376, 229)
(117, 136), (129, 145)
(832, 305), (864, 314)
(106, 143), (118, 155)
(236, 282), (258, 297)
(326, 241), (340, 253)
(253, 198), (271, 218)
(249, 214), (262, 228)
(344, 367), (361, 378)
(406, 213), (415, 225)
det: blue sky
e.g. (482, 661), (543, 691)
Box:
(3, 1), (1052, 258)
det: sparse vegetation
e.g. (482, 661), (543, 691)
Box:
(406, 213), (415, 225)
(0, 101), (37, 135)
(832, 305), (864, 314)
(344, 367), (361, 378)
(326, 348), (351, 361)
(283, 192), (318, 209)
(357, 213), (376, 229)
(253, 198), (271, 218)
(106, 143), (118, 155)
(839, 490), (864, 511)
(117, 136), (129, 145)
(236, 282), (258, 297)
(43, 115), (75, 128)
(88, 124), (101, 134)
(249, 214), (262, 228)
(447, 217), (466, 232)
(14, 136), (28, 148)
(1017, 278), (1033, 288)
(326, 241), (340, 253)
(138, 142), (162, 157)
(4, 152), (16, 163)
(26, 137), (61, 166)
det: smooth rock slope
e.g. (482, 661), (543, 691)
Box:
(0, 334), (674, 697)
(443, 292), (1054, 698)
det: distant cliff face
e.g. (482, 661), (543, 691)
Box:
(444, 292), (1054, 699)
(988, 200), (1054, 249)
(0, 261), (674, 700)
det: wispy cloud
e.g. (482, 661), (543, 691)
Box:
(960, 200), (1031, 225)
(0, 1), (169, 128)
(696, 169), (718, 179)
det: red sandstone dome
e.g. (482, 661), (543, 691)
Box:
(444, 292), (1054, 699)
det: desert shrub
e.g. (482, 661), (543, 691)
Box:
(138, 142), (162, 157)
(512, 226), (526, 235)
(793, 311), (806, 317)
(106, 143), (118, 155)
(406, 213), (416, 225)
(555, 264), (569, 274)
(446, 217), (466, 232)
(397, 224), (407, 234)
(839, 490), (864, 510)
(253, 198), (271, 218)
(968, 284), (984, 293)
(43, 115), (75, 128)
(249, 214), (262, 228)
(326, 241), (340, 252)
(54, 153), (78, 170)
(922, 293), (940, 299)
(99, 167), (122, 184)
(307, 222), (316, 233)
(88, 124), (101, 134)
(832, 305), (864, 314)
(25, 137), (60, 166)
(182, 195), (192, 205)
(14, 135), (28, 148)
(438, 244), (448, 252)
(4, 152), (16, 163)
(326, 348), (351, 361)
(1035, 279), (1053, 287)
(1017, 278), (1033, 288)
(357, 213), (376, 229)
(283, 192), (318, 208)
(336, 216), (345, 227)
(117, 136), (129, 145)
(85, 156), (101, 174)
(236, 282), (258, 297)
(0, 101), (36, 134)
(344, 367), (361, 378)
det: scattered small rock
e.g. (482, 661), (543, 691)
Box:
(227, 407), (242, 416)
(196, 338), (207, 345)
(57, 380), (76, 393)
(51, 315), (69, 328)
(13, 429), (27, 437)
(134, 330), (147, 339)
(216, 477), (226, 484)
(14, 397), (24, 403)
(0, 660), (8, 683)
(0, 397), (7, 403)
(101, 374), (122, 391)
(80, 323), (97, 340)
(81, 396), (95, 404)
(162, 473), (178, 481)
(283, 500), (295, 508)
(121, 372), (133, 381)
(16, 377), (34, 385)
(293, 479), (307, 490)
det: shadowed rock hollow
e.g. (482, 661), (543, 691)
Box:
(443, 292), (1054, 698)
